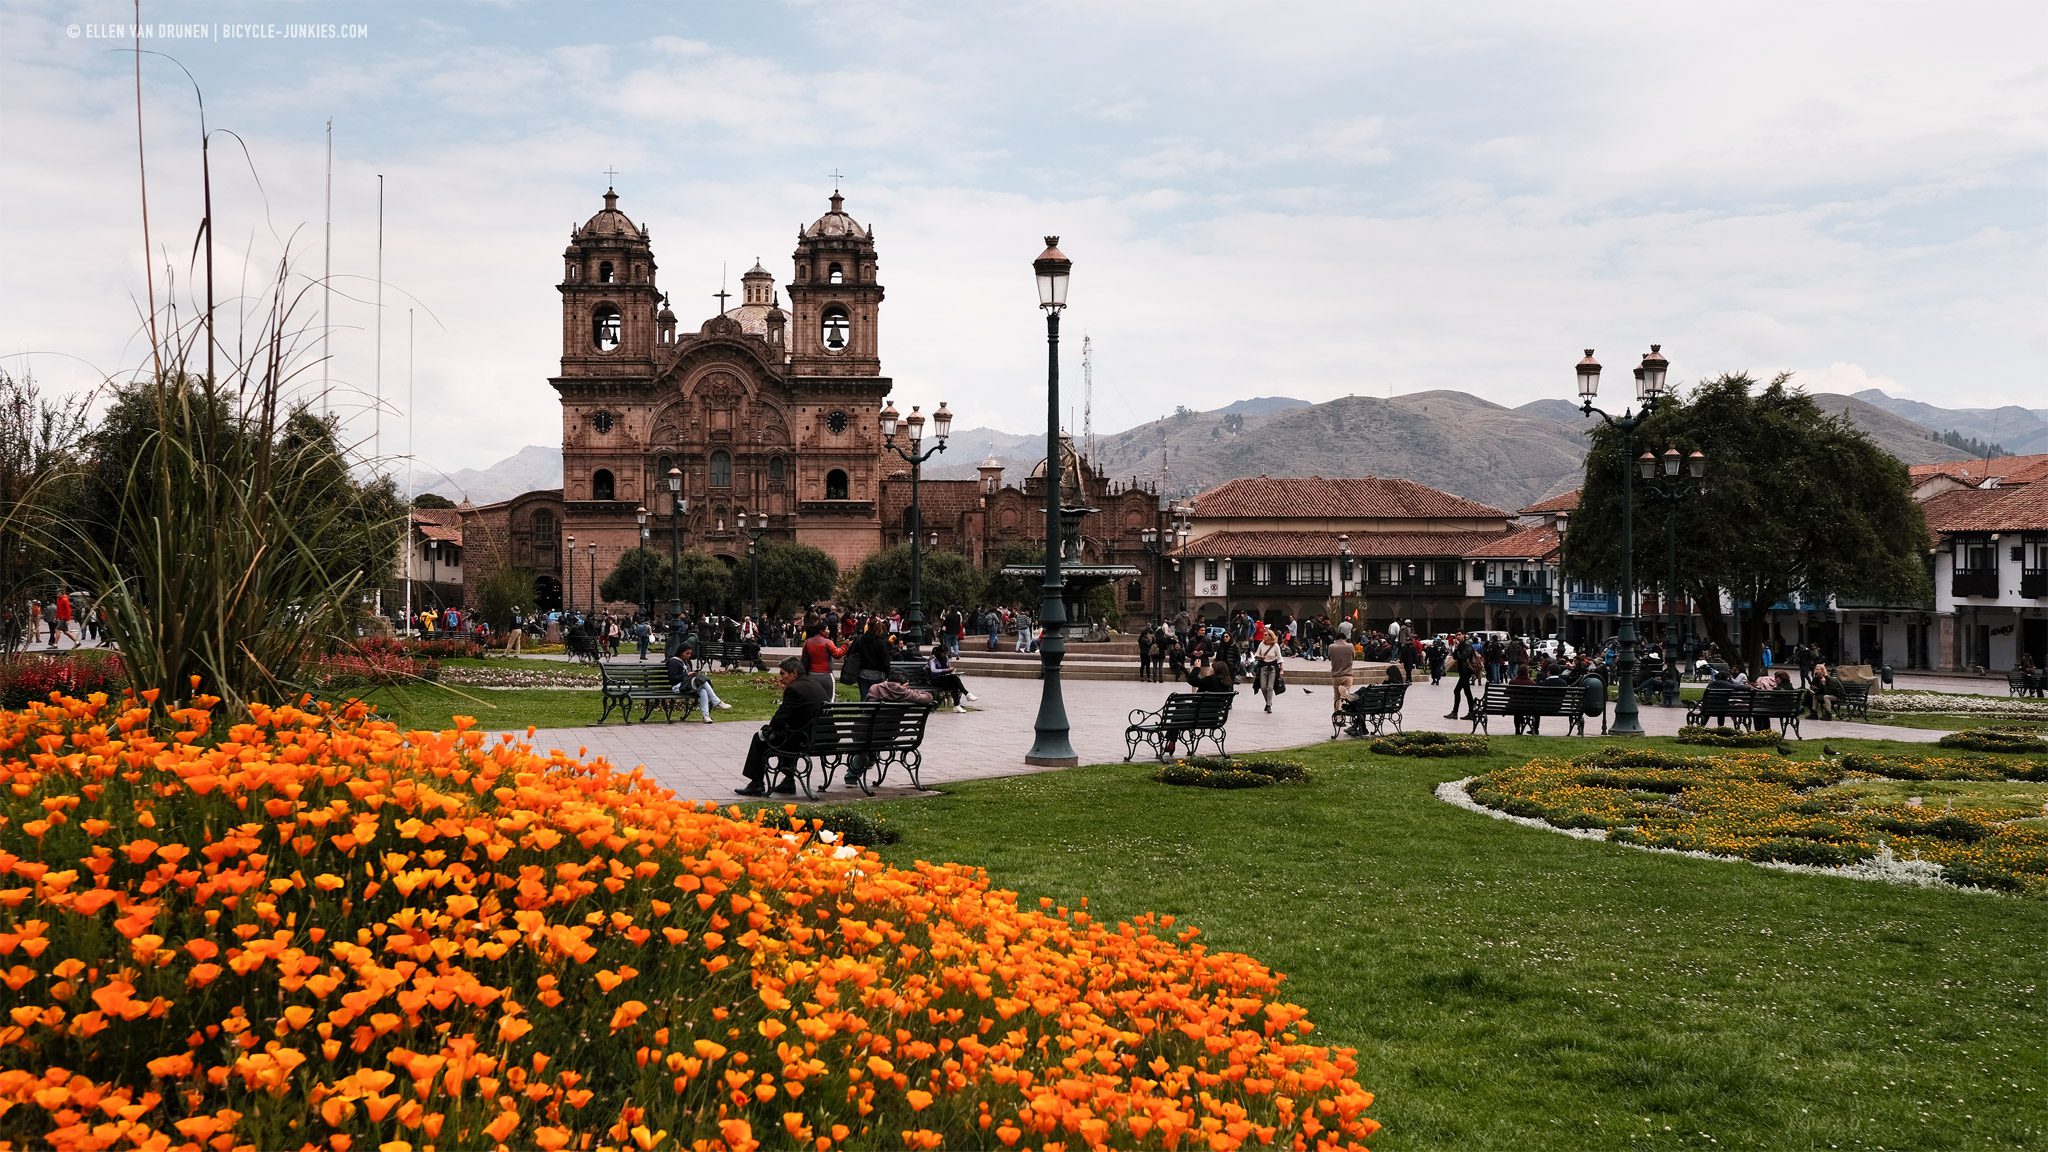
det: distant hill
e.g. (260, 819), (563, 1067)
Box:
(417, 387), (1990, 514)
(1849, 390), (2048, 457)
(414, 444), (562, 505)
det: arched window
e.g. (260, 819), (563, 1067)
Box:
(828, 262), (844, 284)
(821, 306), (850, 351)
(1127, 579), (1145, 604)
(710, 450), (732, 489)
(593, 305), (622, 352)
(592, 469), (615, 501)
(826, 469), (849, 500)
(566, 263), (580, 282)
(768, 457), (786, 486)
(599, 261), (614, 284)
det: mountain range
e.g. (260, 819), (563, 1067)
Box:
(416, 389), (2008, 514)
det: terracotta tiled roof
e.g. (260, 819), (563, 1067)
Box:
(1908, 453), (2048, 488)
(410, 508), (464, 546)
(1922, 483), (2048, 534)
(1191, 476), (1507, 520)
(1177, 530), (1508, 560)
(1519, 488), (1581, 515)
(1465, 523), (1561, 561)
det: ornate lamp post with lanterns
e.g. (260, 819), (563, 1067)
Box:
(736, 510), (770, 623)
(636, 505), (650, 620)
(1026, 237), (1077, 767)
(666, 466), (688, 625)
(1574, 344), (1672, 736)
(880, 399), (953, 647)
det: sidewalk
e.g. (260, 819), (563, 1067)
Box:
(504, 669), (1946, 806)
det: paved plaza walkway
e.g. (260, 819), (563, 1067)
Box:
(504, 662), (1947, 805)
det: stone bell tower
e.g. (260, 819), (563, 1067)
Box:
(785, 189), (884, 377)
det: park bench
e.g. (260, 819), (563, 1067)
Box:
(1748, 689), (1805, 737)
(564, 629), (601, 664)
(1837, 682), (1871, 719)
(596, 662), (689, 725)
(786, 701), (934, 800)
(1687, 684), (1751, 728)
(1471, 683), (1594, 736)
(2009, 670), (2033, 696)
(1685, 686), (1805, 736)
(1124, 691), (1236, 762)
(1332, 682), (1409, 740)
(889, 660), (960, 707)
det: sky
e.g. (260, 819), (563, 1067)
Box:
(3, 0), (2044, 482)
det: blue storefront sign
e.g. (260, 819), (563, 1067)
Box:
(1568, 592), (1619, 615)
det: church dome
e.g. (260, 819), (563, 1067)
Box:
(802, 191), (869, 239)
(577, 188), (642, 240)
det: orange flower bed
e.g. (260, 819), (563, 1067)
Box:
(0, 692), (1378, 1151)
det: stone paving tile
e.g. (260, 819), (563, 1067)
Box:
(500, 666), (1944, 805)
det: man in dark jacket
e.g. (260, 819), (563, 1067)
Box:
(737, 656), (831, 796)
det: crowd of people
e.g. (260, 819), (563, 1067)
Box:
(2, 591), (106, 653)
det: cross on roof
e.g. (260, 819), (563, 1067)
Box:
(828, 168), (844, 187)
(603, 166), (619, 186)
(713, 286), (732, 311)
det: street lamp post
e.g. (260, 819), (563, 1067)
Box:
(1575, 344), (1672, 737)
(1639, 446), (1709, 702)
(564, 534), (575, 619)
(586, 542), (596, 618)
(425, 539), (440, 616)
(636, 506), (650, 621)
(1026, 236), (1077, 767)
(666, 466), (688, 625)
(1404, 562), (1417, 638)
(1141, 500), (1192, 627)
(737, 511), (769, 622)
(880, 399), (953, 647)
(1337, 534), (1353, 626)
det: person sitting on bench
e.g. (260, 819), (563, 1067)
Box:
(736, 657), (829, 797)
(926, 643), (977, 713)
(666, 644), (733, 723)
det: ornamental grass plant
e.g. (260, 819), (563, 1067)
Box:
(1155, 756), (1310, 789)
(0, 692), (1378, 1151)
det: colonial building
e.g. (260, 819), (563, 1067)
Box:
(1172, 476), (1513, 631)
(458, 186), (907, 612)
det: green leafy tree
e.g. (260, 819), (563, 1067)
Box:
(1566, 372), (1928, 675)
(599, 547), (671, 611)
(0, 369), (90, 653)
(470, 565), (536, 633)
(411, 492), (456, 510)
(1083, 582), (1125, 630)
(673, 550), (732, 615)
(751, 540), (837, 618)
(847, 544), (986, 618)
(982, 542), (1045, 608)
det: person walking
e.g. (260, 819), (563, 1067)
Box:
(801, 620), (847, 700)
(54, 592), (74, 648)
(1447, 633), (1481, 720)
(41, 598), (58, 650)
(1252, 625), (1285, 713)
(1136, 625), (1154, 683)
(1328, 633), (1355, 718)
(850, 618), (893, 700)
(735, 657), (829, 797)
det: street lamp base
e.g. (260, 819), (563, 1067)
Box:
(1024, 752), (1080, 768)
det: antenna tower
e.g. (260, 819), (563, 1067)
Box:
(1082, 334), (1095, 465)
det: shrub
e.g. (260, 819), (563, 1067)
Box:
(1156, 755), (1310, 788)
(755, 803), (901, 846)
(1676, 725), (1785, 748)
(0, 693), (1378, 1150)
(1938, 728), (2048, 754)
(1368, 730), (1488, 757)
(1838, 752), (2048, 783)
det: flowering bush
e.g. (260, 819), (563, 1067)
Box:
(406, 636), (487, 661)
(0, 692), (1378, 1150)
(1870, 690), (2048, 719)
(436, 665), (601, 689)
(1468, 748), (2048, 893)
(1675, 726), (1784, 749)
(1155, 756), (1310, 789)
(312, 644), (436, 690)
(1937, 729), (2048, 754)
(0, 655), (125, 710)
(1366, 732), (1487, 758)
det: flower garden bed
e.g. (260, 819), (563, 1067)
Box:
(1155, 754), (1310, 789)
(0, 693), (1377, 1150)
(0, 653), (125, 709)
(1870, 690), (2048, 720)
(1675, 725), (1785, 748)
(1463, 746), (2048, 894)
(1938, 728), (2048, 754)
(1367, 731), (1487, 757)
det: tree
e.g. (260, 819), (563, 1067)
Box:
(982, 542), (1045, 608)
(846, 544), (985, 618)
(752, 540), (837, 617)
(411, 492), (456, 510)
(1565, 372), (1928, 675)
(0, 369), (89, 654)
(469, 565), (534, 633)
(673, 551), (732, 615)
(599, 547), (671, 610)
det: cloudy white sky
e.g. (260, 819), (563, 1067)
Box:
(3, 0), (2044, 478)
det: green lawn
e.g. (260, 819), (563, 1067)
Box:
(329, 671), (800, 731)
(870, 736), (2047, 1150)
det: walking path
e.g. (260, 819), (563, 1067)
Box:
(504, 667), (1946, 806)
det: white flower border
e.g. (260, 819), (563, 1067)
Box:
(1871, 690), (2048, 718)
(1435, 777), (2001, 896)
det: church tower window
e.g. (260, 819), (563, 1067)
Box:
(828, 263), (844, 284)
(768, 457), (786, 487)
(826, 469), (849, 500)
(821, 307), (850, 351)
(592, 469), (615, 501)
(710, 450), (732, 489)
(599, 261), (614, 284)
(593, 305), (622, 352)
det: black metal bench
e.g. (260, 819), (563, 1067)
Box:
(1124, 691), (1235, 761)
(888, 660), (960, 707)
(1748, 689), (1804, 737)
(1472, 684), (1591, 736)
(596, 662), (689, 724)
(1332, 683), (1408, 739)
(565, 629), (601, 664)
(1837, 682), (1872, 718)
(1687, 684), (1752, 728)
(786, 701), (934, 800)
